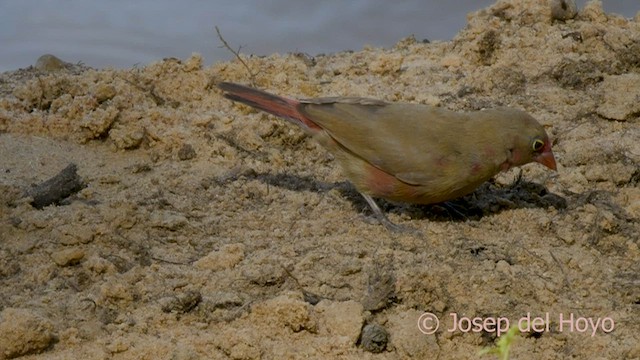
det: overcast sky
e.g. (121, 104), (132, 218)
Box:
(0, 1), (636, 72)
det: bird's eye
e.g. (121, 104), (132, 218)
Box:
(532, 139), (545, 152)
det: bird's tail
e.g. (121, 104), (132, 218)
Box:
(218, 82), (320, 131)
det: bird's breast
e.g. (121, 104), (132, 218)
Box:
(350, 155), (496, 205)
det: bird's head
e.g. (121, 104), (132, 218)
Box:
(495, 109), (557, 171)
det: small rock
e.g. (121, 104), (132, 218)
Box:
(0, 308), (55, 358)
(27, 163), (85, 209)
(109, 123), (145, 150)
(250, 292), (316, 333)
(360, 323), (389, 353)
(316, 300), (364, 344)
(79, 106), (119, 141)
(51, 248), (85, 266)
(302, 290), (323, 305)
(580, 0), (607, 22)
(150, 210), (188, 230)
(194, 243), (245, 271)
(160, 290), (202, 313)
(551, 0), (578, 21)
(620, 188), (640, 219)
(55, 224), (95, 245)
(386, 309), (438, 357)
(584, 163), (636, 185)
(184, 53), (203, 72)
(105, 336), (130, 354)
(241, 263), (285, 286)
(35, 54), (68, 72)
(495, 259), (512, 276)
(596, 73), (640, 120)
(93, 83), (117, 103)
(556, 227), (576, 245)
(178, 143), (196, 160)
(100, 281), (134, 302)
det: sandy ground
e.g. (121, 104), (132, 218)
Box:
(0, 1), (639, 359)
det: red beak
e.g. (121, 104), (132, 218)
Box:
(535, 151), (557, 171)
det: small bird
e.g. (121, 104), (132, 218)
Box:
(218, 82), (557, 231)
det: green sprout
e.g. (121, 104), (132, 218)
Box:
(478, 321), (526, 360)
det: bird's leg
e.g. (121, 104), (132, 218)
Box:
(440, 201), (469, 220)
(360, 193), (418, 234)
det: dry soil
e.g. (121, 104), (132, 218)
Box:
(0, 1), (638, 359)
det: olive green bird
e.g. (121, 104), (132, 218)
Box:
(218, 82), (557, 230)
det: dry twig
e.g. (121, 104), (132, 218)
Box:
(215, 26), (257, 85)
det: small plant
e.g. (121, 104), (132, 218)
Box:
(478, 322), (525, 360)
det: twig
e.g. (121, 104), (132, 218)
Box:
(549, 250), (573, 292)
(214, 25), (257, 85)
(281, 265), (324, 305)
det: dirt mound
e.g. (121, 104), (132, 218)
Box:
(0, 1), (638, 359)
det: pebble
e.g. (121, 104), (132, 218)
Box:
(51, 248), (85, 266)
(316, 300), (364, 344)
(596, 73), (640, 120)
(56, 225), (95, 245)
(150, 210), (188, 230)
(194, 243), (245, 271)
(35, 54), (68, 72)
(360, 323), (389, 353)
(160, 290), (202, 314)
(93, 84), (117, 103)
(0, 308), (55, 358)
(110, 123), (145, 150)
(250, 292), (316, 333)
(178, 143), (196, 160)
(551, 0), (578, 21)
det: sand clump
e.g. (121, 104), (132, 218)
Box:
(0, 1), (638, 359)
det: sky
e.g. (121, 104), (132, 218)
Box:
(0, 1), (637, 72)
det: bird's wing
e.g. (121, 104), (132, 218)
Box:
(299, 99), (473, 186)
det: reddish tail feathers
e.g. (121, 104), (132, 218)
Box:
(218, 82), (321, 131)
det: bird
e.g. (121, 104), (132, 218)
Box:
(218, 82), (557, 231)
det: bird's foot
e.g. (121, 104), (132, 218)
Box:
(360, 193), (423, 235)
(440, 201), (469, 220)
(378, 215), (421, 235)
